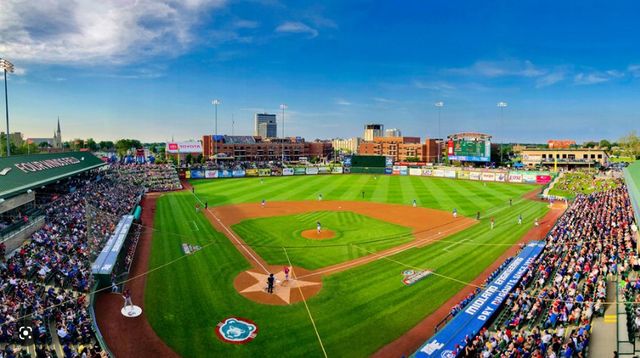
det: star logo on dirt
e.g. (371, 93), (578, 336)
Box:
(239, 269), (321, 304)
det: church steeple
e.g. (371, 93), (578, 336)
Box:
(57, 116), (61, 136)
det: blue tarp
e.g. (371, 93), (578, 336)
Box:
(91, 215), (135, 275)
(414, 241), (546, 358)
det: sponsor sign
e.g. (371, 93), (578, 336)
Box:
(232, 170), (246, 178)
(331, 166), (344, 174)
(343, 167), (351, 174)
(415, 242), (546, 358)
(409, 168), (422, 176)
(384, 167), (393, 175)
(421, 169), (433, 177)
(399, 166), (408, 176)
(444, 170), (457, 179)
(166, 141), (203, 154)
(458, 170), (470, 180)
(522, 173), (537, 183)
(245, 169), (258, 177)
(481, 172), (496, 181)
(469, 172), (481, 181)
(306, 167), (319, 175)
(536, 174), (552, 184)
(318, 166), (330, 174)
(282, 168), (295, 176)
(402, 270), (433, 286)
(508, 173), (523, 183)
(13, 157), (81, 173)
(433, 169), (445, 177)
(190, 170), (205, 179)
(185, 170), (191, 179)
(258, 169), (271, 177)
(205, 170), (218, 179)
(495, 173), (507, 182)
(392, 166), (401, 175)
(219, 170), (233, 178)
(294, 167), (306, 175)
(215, 317), (258, 344)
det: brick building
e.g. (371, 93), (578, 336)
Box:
(358, 136), (439, 162)
(202, 135), (333, 162)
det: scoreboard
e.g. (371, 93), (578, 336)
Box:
(447, 138), (491, 162)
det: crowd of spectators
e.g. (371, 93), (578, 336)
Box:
(458, 185), (636, 357)
(0, 170), (143, 356)
(113, 164), (182, 192)
(549, 171), (619, 198)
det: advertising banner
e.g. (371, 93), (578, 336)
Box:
(409, 168), (422, 176)
(508, 173), (523, 183)
(433, 169), (445, 177)
(343, 167), (351, 174)
(469, 172), (481, 181)
(444, 170), (457, 179)
(392, 166), (401, 175)
(481, 172), (496, 181)
(282, 168), (294, 176)
(218, 170), (232, 178)
(421, 169), (433, 177)
(318, 166), (330, 174)
(271, 168), (282, 176)
(399, 166), (408, 176)
(523, 173), (537, 183)
(190, 170), (205, 179)
(245, 169), (258, 177)
(536, 175), (552, 184)
(205, 170), (218, 179)
(232, 170), (246, 178)
(306, 167), (319, 175)
(331, 166), (344, 174)
(385, 167), (393, 175)
(258, 169), (271, 177)
(458, 170), (470, 180)
(495, 172), (507, 182)
(166, 141), (203, 154)
(294, 167), (306, 175)
(185, 170), (191, 179)
(415, 242), (546, 358)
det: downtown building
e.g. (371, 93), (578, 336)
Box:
(202, 135), (333, 162)
(358, 136), (440, 163)
(254, 113), (277, 138)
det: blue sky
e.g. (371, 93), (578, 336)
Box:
(1, 0), (640, 143)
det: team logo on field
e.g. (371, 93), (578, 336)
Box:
(402, 269), (432, 286)
(215, 317), (258, 344)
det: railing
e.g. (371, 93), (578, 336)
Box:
(0, 214), (45, 242)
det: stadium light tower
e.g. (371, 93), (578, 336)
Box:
(212, 99), (222, 165)
(280, 104), (287, 163)
(434, 101), (444, 163)
(497, 101), (508, 165)
(0, 58), (14, 157)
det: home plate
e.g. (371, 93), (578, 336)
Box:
(121, 305), (142, 318)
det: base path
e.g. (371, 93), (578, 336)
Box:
(372, 201), (566, 358)
(94, 193), (179, 358)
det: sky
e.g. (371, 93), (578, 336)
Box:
(1, 0), (640, 143)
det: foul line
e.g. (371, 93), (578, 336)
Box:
(442, 238), (469, 252)
(191, 220), (199, 231)
(191, 191), (270, 274)
(283, 247), (328, 358)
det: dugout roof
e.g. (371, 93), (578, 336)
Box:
(0, 151), (106, 199)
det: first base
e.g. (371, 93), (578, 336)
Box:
(121, 305), (143, 318)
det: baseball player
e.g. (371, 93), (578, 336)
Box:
(412, 199), (417, 207)
(518, 214), (522, 225)
(261, 199), (266, 208)
(317, 221), (322, 234)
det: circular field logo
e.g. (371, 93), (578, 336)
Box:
(215, 317), (258, 344)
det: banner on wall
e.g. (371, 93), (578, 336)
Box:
(190, 170), (205, 179)
(495, 173), (507, 182)
(422, 169), (433, 177)
(219, 170), (233, 178)
(481, 172), (496, 181)
(185, 170), (191, 179)
(318, 166), (330, 174)
(205, 170), (218, 179)
(245, 169), (258, 177)
(385, 167), (393, 175)
(433, 169), (445, 177)
(232, 170), (246, 178)
(399, 166), (408, 176)
(523, 173), (537, 183)
(458, 170), (470, 180)
(469, 172), (481, 181)
(282, 168), (294, 176)
(343, 167), (351, 174)
(444, 170), (457, 179)
(392, 166), (401, 175)
(508, 173), (523, 183)
(258, 169), (271, 177)
(409, 168), (422, 176)
(294, 167), (306, 175)
(331, 166), (344, 174)
(306, 167), (319, 175)
(536, 175), (552, 184)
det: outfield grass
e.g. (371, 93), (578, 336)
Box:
(145, 176), (550, 357)
(191, 174), (537, 217)
(232, 211), (414, 269)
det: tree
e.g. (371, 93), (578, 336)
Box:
(99, 141), (115, 151)
(599, 139), (611, 150)
(583, 141), (598, 148)
(185, 153), (193, 164)
(619, 131), (640, 158)
(86, 138), (98, 151)
(115, 139), (142, 157)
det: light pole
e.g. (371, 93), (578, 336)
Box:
(435, 101), (444, 163)
(0, 58), (14, 157)
(212, 99), (221, 165)
(280, 104), (287, 163)
(497, 101), (508, 165)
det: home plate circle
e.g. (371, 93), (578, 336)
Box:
(121, 305), (142, 317)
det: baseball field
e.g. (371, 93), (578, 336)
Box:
(143, 175), (550, 357)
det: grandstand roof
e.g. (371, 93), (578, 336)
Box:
(0, 151), (106, 199)
(625, 161), (640, 224)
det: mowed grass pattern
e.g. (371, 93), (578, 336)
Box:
(145, 177), (550, 357)
(232, 211), (414, 269)
(191, 174), (538, 217)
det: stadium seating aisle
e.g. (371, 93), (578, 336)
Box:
(0, 169), (144, 357)
(458, 180), (637, 357)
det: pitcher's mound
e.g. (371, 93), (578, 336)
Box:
(301, 229), (335, 240)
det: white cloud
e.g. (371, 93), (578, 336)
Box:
(233, 19), (259, 29)
(535, 70), (566, 88)
(0, 0), (226, 65)
(413, 80), (456, 91)
(335, 98), (351, 106)
(373, 97), (395, 103)
(449, 59), (546, 78)
(627, 64), (640, 77)
(275, 21), (318, 38)
(574, 70), (624, 85)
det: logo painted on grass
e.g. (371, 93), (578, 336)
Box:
(402, 269), (432, 286)
(215, 317), (258, 344)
